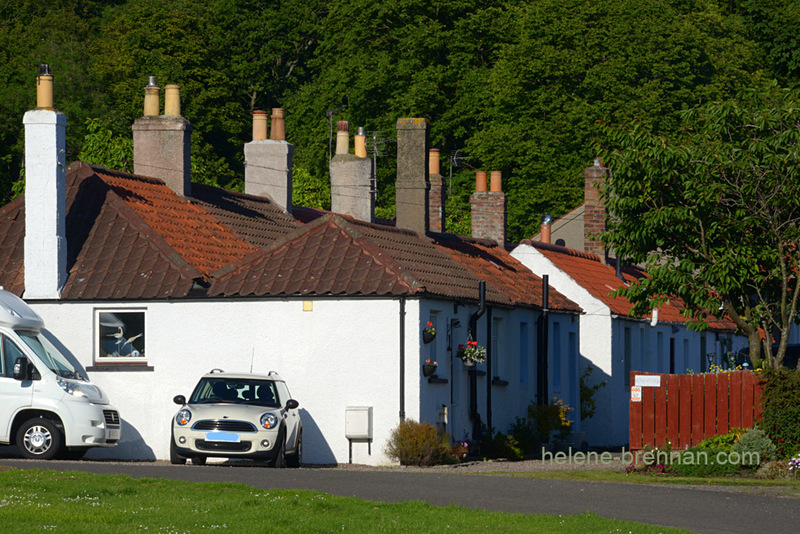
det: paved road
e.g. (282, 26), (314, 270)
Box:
(1, 458), (797, 534)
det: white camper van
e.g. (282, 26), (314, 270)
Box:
(0, 289), (120, 459)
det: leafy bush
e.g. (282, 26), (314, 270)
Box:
(670, 447), (741, 477)
(385, 420), (452, 466)
(732, 428), (776, 466)
(507, 416), (538, 456)
(579, 365), (607, 421)
(697, 429), (745, 452)
(528, 398), (574, 442)
(759, 369), (800, 458)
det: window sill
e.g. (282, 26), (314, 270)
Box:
(87, 363), (154, 372)
(427, 375), (448, 384)
(491, 377), (509, 387)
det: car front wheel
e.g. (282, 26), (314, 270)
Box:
(170, 436), (187, 465)
(269, 437), (285, 468)
(16, 418), (62, 460)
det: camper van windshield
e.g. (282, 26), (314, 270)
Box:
(17, 331), (85, 380)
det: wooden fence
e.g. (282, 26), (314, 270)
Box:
(629, 371), (763, 451)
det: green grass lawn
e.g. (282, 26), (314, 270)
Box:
(0, 468), (694, 533)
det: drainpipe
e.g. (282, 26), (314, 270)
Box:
(468, 281), (486, 439)
(537, 275), (550, 405)
(486, 307), (493, 435)
(399, 297), (406, 421)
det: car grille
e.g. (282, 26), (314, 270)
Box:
(195, 440), (252, 452)
(192, 420), (256, 432)
(103, 410), (120, 425)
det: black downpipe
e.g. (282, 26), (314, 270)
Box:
(399, 297), (406, 421)
(486, 306), (493, 436)
(468, 281), (486, 439)
(537, 275), (550, 405)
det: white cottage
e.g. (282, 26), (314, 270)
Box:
(512, 163), (742, 447)
(0, 68), (581, 464)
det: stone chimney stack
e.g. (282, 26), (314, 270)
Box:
(330, 123), (374, 222)
(133, 77), (192, 196)
(470, 170), (507, 248)
(428, 148), (445, 233)
(244, 108), (294, 213)
(395, 118), (430, 235)
(24, 64), (67, 299)
(584, 158), (607, 261)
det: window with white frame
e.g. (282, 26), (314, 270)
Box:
(96, 309), (146, 361)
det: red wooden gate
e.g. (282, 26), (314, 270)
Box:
(629, 371), (763, 451)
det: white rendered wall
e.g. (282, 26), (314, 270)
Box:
(32, 298), (413, 465)
(31, 296), (563, 463)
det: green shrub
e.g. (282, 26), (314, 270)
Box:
(670, 447), (741, 477)
(759, 369), (800, 458)
(385, 420), (452, 466)
(508, 416), (538, 455)
(732, 428), (776, 466)
(697, 428), (745, 452)
(503, 433), (525, 461)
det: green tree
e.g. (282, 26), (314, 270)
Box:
(599, 83), (800, 370)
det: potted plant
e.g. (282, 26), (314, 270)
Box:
(422, 322), (436, 344)
(456, 341), (486, 366)
(422, 359), (438, 377)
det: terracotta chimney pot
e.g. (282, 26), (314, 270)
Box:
(541, 214), (552, 244)
(335, 120), (349, 155)
(270, 108), (285, 141)
(36, 64), (54, 109)
(252, 110), (268, 141)
(354, 126), (367, 158)
(490, 170), (502, 192)
(164, 84), (181, 116)
(475, 171), (487, 192)
(429, 149), (440, 176)
(143, 76), (160, 117)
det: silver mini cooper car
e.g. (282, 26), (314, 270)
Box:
(170, 369), (302, 467)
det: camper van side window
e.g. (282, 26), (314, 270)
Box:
(1, 335), (25, 378)
(96, 310), (146, 361)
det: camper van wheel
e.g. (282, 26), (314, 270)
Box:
(170, 438), (187, 465)
(16, 418), (62, 460)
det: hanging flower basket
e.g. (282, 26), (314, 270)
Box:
(456, 340), (486, 365)
(422, 322), (436, 344)
(422, 359), (438, 377)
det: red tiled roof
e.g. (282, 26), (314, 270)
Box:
(0, 160), (581, 312)
(435, 235), (580, 312)
(523, 240), (735, 330)
(92, 165), (259, 275)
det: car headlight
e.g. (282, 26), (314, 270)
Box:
(176, 409), (192, 426)
(260, 413), (278, 429)
(56, 376), (93, 399)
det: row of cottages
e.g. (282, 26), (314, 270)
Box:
(514, 161), (743, 447)
(0, 69), (582, 464)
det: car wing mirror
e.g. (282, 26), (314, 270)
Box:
(173, 395), (187, 405)
(285, 399), (299, 410)
(13, 357), (30, 381)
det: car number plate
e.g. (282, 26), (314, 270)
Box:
(107, 428), (121, 440)
(205, 431), (240, 443)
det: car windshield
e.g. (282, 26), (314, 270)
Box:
(17, 330), (86, 380)
(189, 377), (280, 407)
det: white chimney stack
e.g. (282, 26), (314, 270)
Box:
(244, 108), (294, 213)
(24, 64), (67, 299)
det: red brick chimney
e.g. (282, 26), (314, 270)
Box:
(470, 170), (507, 247)
(584, 158), (607, 261)
(428, 148), (445, 233)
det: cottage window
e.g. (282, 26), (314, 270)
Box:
(95, 310), (146, 362)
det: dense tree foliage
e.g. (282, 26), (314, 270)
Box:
(0, 0), (795, 242)
(600, 84), (800, 370)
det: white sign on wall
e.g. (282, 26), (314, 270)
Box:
(635, 375), (662, 387)
(631, 386), (642, 402)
